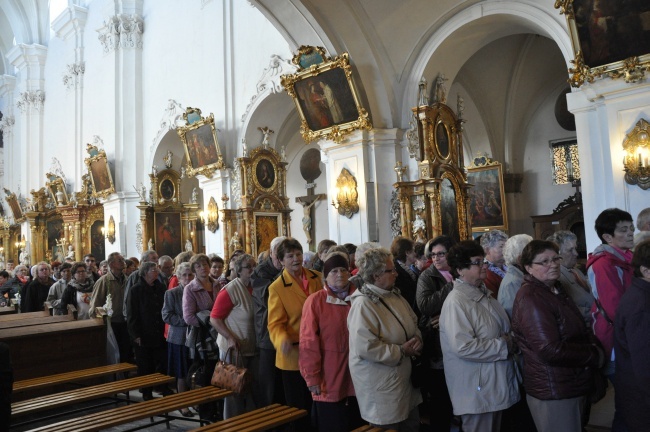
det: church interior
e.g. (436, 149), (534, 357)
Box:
(0, 0), (649, 430)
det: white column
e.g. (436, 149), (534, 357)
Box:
(103, 192), (141, 257)
(0, 75), (17, 192)
(6, 44), (48, 195)
(319, 129), (401, 247)
(197, 170), (230, 257)
(567, 79), (650, 252)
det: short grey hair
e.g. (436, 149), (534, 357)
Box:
(480, 230), (508, 250)
(354, 242), (382, 263)
(13, 265), (28, 275)
(176, 262), (192, 278)
(637, 208), (650, 231)
(234, 254), (255, 274)
(139, 261), (158, 278)
(546, 230), (578, 251)
(270, 236), (287, 255)
(158, 255), (173, 266)
(634, 230), (650, 248)
(327, 245), (349, 256)
(503, 234), (533, 266)
(107, 252), (124, 265)
(358, 247), (392, 285)
(141, 250), (158, 262)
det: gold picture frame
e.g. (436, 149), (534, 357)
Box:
(466, 156), (508, 234)
(3, 188), (24, 223)
(45, 173), (68, 206)
(555, 0), (650, 87)
(177, 107), (225, 178)
(84, 144), (116, 199)
(281, 45), (372, 143)
(253, 213), (282, 258)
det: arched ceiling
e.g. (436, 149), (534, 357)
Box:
(0, 0), (50, 75)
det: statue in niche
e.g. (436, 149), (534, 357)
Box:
(185, 239), (193, 252)
(19, 248), (29, 266)
(434, 74), (448, 104)
(229, 232), (242, 252)
(148, 238), (154, 251)
(301, 200), (318, 245)
(412, 214), (427, 244)
(191, 188), (198, 204)
(242, 139), (248, 157)
(163, 150), (173, 169)
(180, 166), (186, 179)
(65, 245), (75, 260)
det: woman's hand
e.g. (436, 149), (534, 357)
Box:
(227, 336), (240, 351)
(402, 336), (423, 357)
(308, 385), (321, 395)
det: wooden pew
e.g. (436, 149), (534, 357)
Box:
(0, 305), (17, 315)
(188, 404), (307, 432)
(12, 373), (175, 417)
(0, 313), (75, 330)
(0, 310), (49, 322)
(13, 363), (137, 395)
(0, 318), (106, 385)
(352, 426), (398, 432)
(26, 386), (232, 432)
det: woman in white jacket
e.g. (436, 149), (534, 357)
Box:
(348, 247), (422, 431)
(439, 240), (519, 432)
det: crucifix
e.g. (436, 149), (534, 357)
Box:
(296, 185), (326, 249)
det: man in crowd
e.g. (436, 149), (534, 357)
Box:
(84, 254), (100, 282)
(123, 250), (159, 321)
(21, 262), (54, 312)
(157, 255), (174, 287)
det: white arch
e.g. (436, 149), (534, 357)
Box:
(401, 1), (573, 126)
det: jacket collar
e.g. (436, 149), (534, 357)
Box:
(280, 268), (319, 287)
(355, 283), (400, 303)
(453, 279), (489, 302)
(187, 276), (218, 292)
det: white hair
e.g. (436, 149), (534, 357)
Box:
(503, 234), (533, 266)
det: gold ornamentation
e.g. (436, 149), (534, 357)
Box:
(622, 118), (650, 190)
(331, 168), (359, 219)
(553, 0), (574, 19)
(84, 144), (116, 200)
(568, 52), (606, 88)
(103, 215), (116, 244)
(177, 107), (225, 178)
(608, 57), (650, 84)
(204, 197), (219, 233)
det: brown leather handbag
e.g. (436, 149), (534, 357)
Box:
(210, 348), (252, 394)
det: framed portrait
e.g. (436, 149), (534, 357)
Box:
(177, 107), (224, 178)
(84, 144), (115, 199)
(154, 212), (182, 258)
(556, 0), (650, 86)
(254, 158), (276, 190)
(159, 178), (176, 202)
(46, 174), (68, 206)
(254, 213), (282, 257)
(466, 157), (508, 233)
(4, 190), (23, 222)
(281, 46), (372, 143)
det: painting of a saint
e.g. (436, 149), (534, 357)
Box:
(89, 158), (113, 193)
(155, 213), (182, 258)
(185, 124), (220, 169)
(160, 179), (174, 201)
(467, 166), (506, 231)
(255, 214), (280, 256)
(294, 68), (359, 131)
(46, 219), (64, 251)
(90, 220), (106, 261)
(255, 159), (275, 189)
(440, 178), (460, 243)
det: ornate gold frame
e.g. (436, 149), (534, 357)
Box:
(332, 168), (359, 219)
(555, 0), (650, 87)
(84, 144), (116, 199)
(466, 156), (508, 233)
(3, 188), (24, 223)
(177, 107), (225, 178)
(281, 45), (372, 143)
(45, 173), (68, 206)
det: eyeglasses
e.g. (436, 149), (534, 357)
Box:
(431, 252), (447, 258)
(532, 256), (563, 267)
(468, 259), (489, 267)
(384, 268), (397, 274)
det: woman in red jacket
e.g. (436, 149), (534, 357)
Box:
(299, 252), (363, 432)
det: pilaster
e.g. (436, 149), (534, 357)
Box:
(103, 192), (141, 257)
(197, 171), (230, 257)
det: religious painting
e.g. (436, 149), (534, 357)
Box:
(46, 219), (64, 251)
(159, 178), (175, 201)
(85, 145), (115, 199)
(254, 213), (281, 256)
(154, 212), (182, 258)
(557, 0), (650, 86)
(5, 192), (23, 222)
(90, 220), (106, 262)
(467, 158), (508, 233)
(436, 122), (450, 159)
(45, 174), (68, 206)
(440, 177), (460, 243)
(281, 45), (372, 143)
(177, 107), (224, 178)
(255, 158), (276, 190)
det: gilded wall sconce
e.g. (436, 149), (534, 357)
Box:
(102, 215), (116, 244)
(623, 118), (650, 190)
(200, 197), (220, 233)
(331, 168), (360, 219)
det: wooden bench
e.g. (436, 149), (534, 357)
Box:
(27, 386), (232, 432)
(0, 310), (49, 322)
(352, 425), (397, 432)
(12, 373), (174, 417)
(0, 313), (75, 329)
(188, 403), (307, 432)
(0, 305), (17, 315)
(13, 362), (137, 394)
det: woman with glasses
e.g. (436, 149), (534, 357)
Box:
(512, 240), (604, 432)
(415, 235), (455, 432)
(210, 254), (259, 418)
(440, 240), (519, 432)
(60, 262), (93, 319)
(348, 247), (422, 431)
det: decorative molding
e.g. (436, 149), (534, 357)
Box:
(92, 135), (105, 150)
(241, 54), (297, 122)
(390, 190), (401, 238)
(49, 158), (68, 186)
(152, 99), (186, 148)
(0, 115), (15, 136)
(97, 14), (144, 53)
(62, 62), (85, 90)
(230, 158), (242, 208)
(16, 90), (45, 113)
(135, 222), (143, 254)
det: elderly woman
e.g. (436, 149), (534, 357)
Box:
(210, 254), (259, 419)
(481, 230), (509, 297)
(268, 238), (322, 430)
(47, 262), (72, 315)
(512, 240), (603, 432)
(21, 262), (54, 313)
(614, 239), (650, 432)
(415, 235), (455, 432)
(300, 252), (362, 432)
(439, 240), (519, 432)
(497, 234), (533, 318)
(162, 262), (194, 417)
(0, 265), (28, 301)
(348, 247), (422, 431)
(390, 236), (419, 311)
(59, 262), (93, 318)
(127, 261), (169, 401)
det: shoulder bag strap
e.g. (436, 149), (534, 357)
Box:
(377, 297), (410, 340)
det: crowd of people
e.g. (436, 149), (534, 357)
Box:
(2, 206), (650, 431)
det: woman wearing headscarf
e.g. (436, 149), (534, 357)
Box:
(60, 262), (93, 319)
